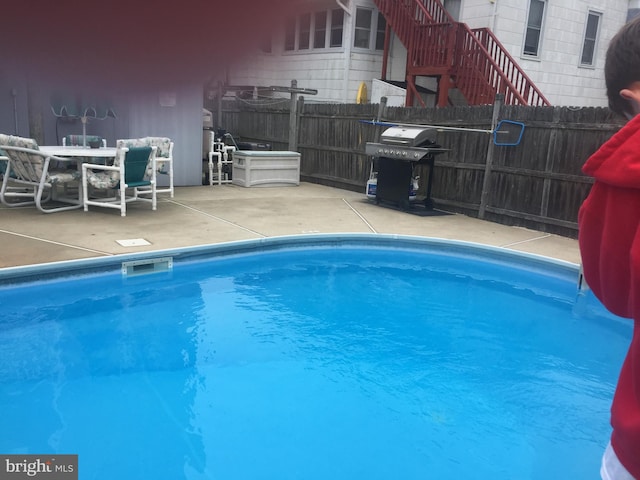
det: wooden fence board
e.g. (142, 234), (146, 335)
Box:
(209, 99), (625, 238)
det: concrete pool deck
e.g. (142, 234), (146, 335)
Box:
(0, 182), (581, 268)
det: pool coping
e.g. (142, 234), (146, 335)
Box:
(0, 233), (580, 286)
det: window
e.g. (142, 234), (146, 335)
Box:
(442, 0), (461, 21)
(330, 9), (344, 48)
(523, 0), (545, 56)
(314, 11), (327, 48)
(354, 8), (372, 49)
(375, 13), (386, 51)
(581, 11), (601, 66)
(299, 13), (311, 50)
(285, 8), (344, 52)
(284, 16), (296, 51)
(354, 8), (387, 51)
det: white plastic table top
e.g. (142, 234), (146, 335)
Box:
(40, 146), (118, 158)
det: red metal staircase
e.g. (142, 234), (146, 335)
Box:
(374, 0), (551, 107)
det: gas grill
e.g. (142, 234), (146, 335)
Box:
(365, 126), (449, 210)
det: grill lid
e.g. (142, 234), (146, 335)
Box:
(380, 126), (437, 147)
(365, 125), (448, 161)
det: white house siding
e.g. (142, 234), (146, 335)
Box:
(465, 0), (629, 107)
(386, 33), (408, 83)
(458, 0), (496, 29)
(225, 0), (632, 108)
(128, 84), (204, 186)
(227, 0), (385, 104)
(348, 52), (385, 102)
(230, 51), (366, 103)
(0, 71), (30, 139)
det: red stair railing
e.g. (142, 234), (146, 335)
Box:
(373, 0), (551, 106)
(375, 0), (454, 47)
(470, 27), (550, 106)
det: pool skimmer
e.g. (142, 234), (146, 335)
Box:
(121, 257), (173, 276)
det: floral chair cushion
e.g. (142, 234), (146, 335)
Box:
(48, 170), (80, 184)
(84, 147), (126, 190)
(84, 170), (119, 189)
(117, 137), (171, 174)
(0, 135), (41, 181)
(0, 134), (38, 150)
(0, 134), (79, 183)
(146, 137), (172, 174)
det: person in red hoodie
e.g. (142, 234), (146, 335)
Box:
(579, 15), (640, 480)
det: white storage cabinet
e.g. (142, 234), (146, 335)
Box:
(232, 151), (301, 187)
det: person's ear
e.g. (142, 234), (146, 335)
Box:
(620, 88), (640, 103)
(620, 82), (640, 118)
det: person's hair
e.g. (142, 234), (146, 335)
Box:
(606, 15), (640, 116)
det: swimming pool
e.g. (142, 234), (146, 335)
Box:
(0, 234), (630, 479)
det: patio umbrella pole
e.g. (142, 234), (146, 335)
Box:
(81, 116), (87, 147)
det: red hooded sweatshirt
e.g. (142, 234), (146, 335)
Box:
(579, 114), (640, 478)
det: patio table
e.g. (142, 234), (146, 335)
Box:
(36, 146), (118, 209)
(40, 145), (117, 159)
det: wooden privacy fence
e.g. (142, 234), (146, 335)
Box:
(213, 96), (624, 238)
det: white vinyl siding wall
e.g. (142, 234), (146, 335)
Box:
(226, 0), (631, 107)
(486, 0), (627, 106)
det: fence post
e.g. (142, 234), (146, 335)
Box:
(288, 79), (298, 151)
(478, 93), (504, 219)
(377, 96), (387, 122)
(295, 95), (305, 152)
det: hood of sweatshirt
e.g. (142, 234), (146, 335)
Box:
(582, 114), (640, 187)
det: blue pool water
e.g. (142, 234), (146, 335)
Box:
(0, 236), (631, 479)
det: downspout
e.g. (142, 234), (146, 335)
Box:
(339, 0), (352, 103)
(490, 0), (498, 31)
(381, 23), (391, 81)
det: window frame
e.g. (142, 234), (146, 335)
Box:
(329, 8), (344, 48)
(579, 9), (602, 68)
(522, 0), (546, 58)
(283, 8), (345, 53)
(352, 7), (386, 52)
(284, 15), (296, 51)
(375, 12), (386, 51)
(299, 12), (311, 50)
(313, 10), (328, 49)
(354, 7), (373, 49)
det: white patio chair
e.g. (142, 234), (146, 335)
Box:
(63, 135), (107, 148)
(116, 137), (174, 197)
(82, 144), (157, 217)
(0, 155), (8, 178)
(0, 134), (81, 213)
